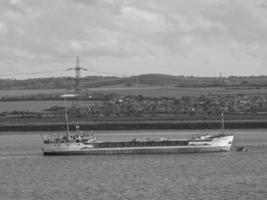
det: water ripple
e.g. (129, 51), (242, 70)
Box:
(0, 130), (267, 200)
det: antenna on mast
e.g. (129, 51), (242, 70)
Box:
(67, 56), (88, 93)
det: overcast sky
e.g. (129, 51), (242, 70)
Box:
(1, 0), (267, 79)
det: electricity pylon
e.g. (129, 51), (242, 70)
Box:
(67, 56), (88, 93)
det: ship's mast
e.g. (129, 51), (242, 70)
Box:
(221, 111), (224, 134)
(75, 56), (81, 92)
(61, 94), (77, 138)
(64, 96), (70, 137)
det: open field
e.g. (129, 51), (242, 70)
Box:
(0, 89), (69, 98)
(86, 87), (267, 97)
(1, 86), (267, 99)
(0, 101), (64, 112)
(1, 87), (267, 113)
(0, 87), (218, 98)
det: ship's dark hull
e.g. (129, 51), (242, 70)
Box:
(43, 145), (231, 155)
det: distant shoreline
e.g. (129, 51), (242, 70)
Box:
(1, 119), (267, 132)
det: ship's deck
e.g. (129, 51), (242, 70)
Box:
(91, 140), (189, 148)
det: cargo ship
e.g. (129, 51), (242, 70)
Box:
(42, 133), (234, 155)
(42, 94), (234, 155)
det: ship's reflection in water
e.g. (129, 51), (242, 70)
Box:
(0, 129), (266, 200)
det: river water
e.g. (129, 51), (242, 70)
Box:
(0, 129), (266, 200)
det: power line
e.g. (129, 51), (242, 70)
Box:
(83, 69), (127, 77)
(0, 68), (127, 78)
(0, 69), (64, 76)
(0, 58), (128, 78)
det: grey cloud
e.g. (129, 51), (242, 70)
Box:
(0, 0), (267, 77)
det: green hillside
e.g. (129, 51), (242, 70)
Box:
(1, 74), (267, 90)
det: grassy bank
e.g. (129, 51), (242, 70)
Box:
(1, 118), (267, 132)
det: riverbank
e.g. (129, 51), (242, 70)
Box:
(1, 119), (267, 131)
